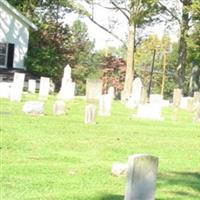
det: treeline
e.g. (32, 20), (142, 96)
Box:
(8, 0), (200, 97)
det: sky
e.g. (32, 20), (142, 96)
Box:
(64, 2), (179, 50)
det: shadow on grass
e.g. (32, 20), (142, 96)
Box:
(157, 171), (200, 199)
(96, 194), (124, 200)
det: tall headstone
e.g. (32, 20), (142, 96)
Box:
(127, 77), (143, 108)
(173, 89), (182, 108)
(57, 65), (75, 101)
(28, 79), (36, 94)
(86, 79), (102, 103)
(108, 86), (115, 99)
(84, 104), (96, 124)
(39, 77), (50, 100)
(124, 154), (159, 200)
(98, 94), (112, 116)
(10, 72), (25, 101)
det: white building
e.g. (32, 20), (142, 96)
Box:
(0, 0), (37, 70)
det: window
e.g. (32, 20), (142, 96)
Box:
(0, 43), (8, 67)
(0, 43), (14, 69)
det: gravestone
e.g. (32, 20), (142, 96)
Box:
(111, 163), (128, 177)
(57, 65), (75, 101)
(173, 89), (182, 108)
(180, 97), (194, 111)
(84, 104), (96, 124)
(108, 86), (115, 99)
(124, 154), (159, 200)
(39, 77), (50, 100)
(193, 102), (200, 123)
(0, 82), (12, 98)
(98, 94), (112, 116)
(136, 94), (163, 120)
(127, 77), (143, 108)
(10, 72), (25, 101)
(23, 101), (44, 115)
(86, 79), (102, 103)
(53, 100), (65, 115)
(28, 79), (36, 93)
(194, 91), (200, 103)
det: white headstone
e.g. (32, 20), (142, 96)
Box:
(28, 79), (36, 93)
(39, 77), (50, 100)
(23, 101), (44, 115)
(180, 97), (194, 110)
(124, 154), (159, 200)
(53, 100), (65, 115)
(86, 79), (102, 102)
(99, 94), (112, 116)
(108, 86), (115, 99)
(85, 104), (96, 124)
(57, 65), (75, 101)
(111, 163), (128, 177)
(10, 72), (25, 101)
(136, 94), (163, 120)
(0, 82), (12, 98)
(127, 77), (143, 108)
(149, 94), (163, 105)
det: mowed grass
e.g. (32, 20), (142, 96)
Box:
(1, 93), (200, 200)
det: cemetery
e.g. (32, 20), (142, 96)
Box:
(1, 0), (200, 200)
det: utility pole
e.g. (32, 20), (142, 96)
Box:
(147, 49), (156, 99)
(161, 51), (167, 96)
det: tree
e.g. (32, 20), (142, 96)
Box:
(80, 0), (164, 101)
(22, 1), (100, 93)
(158, 0), (200, 92)
(100, 55), (127, 98)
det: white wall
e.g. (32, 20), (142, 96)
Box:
(0, 5), (29, 69)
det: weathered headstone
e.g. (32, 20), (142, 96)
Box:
(28, 79), (36, 93)
(98, 94), (112, 116)
(124, 154), (159, 200)
(84, 104), (96, 124)
(0, 82), (12, 98)
(180, 97), (194, 111)
(86, 79), (102, 103)
(173, 89), (182, 108)
(23, 101), (44, 115)
(53, 100), (65, 115)
(108, 86), (115, 99)
(39, 77), (50, 100)
(136, 94), (163, 120)
(10, 72), (25, 101)
(57, 65), (75, 101)
(193, 102), (200, 123)
(127, 77), (143, 108)
(194, 91), (200, 103)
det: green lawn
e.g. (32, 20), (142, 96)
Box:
(1, 94), (200, 200)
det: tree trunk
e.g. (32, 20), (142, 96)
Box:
(122, 25), (135, 102)
(176, 0), (191, 89)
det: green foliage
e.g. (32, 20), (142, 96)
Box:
(135, 35), (176, 98)
(25, 19), (72, 90)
